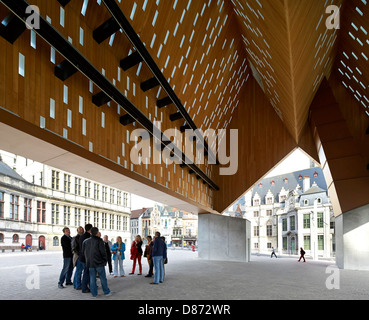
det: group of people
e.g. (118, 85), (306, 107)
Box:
(58, 224), (168, 298)
(270, 246), (307, 262)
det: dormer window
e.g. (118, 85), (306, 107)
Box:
(304, 199), (309, 206)
(254, 199), (260, 206)
(317, 198), (322, 204)
(298, 174), (302, 180)
(314, 171), (318, 178)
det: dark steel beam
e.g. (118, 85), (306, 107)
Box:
(119, 114), (134, 126)
(93, 17), (120, 44)
(120, 51), (143, 71)
(157, 96), (172, 109)
(0, 13), (26, 44)
(57, 0), (71, 7)
(0, 0), (219, 191)
(55, 60), (78, 81)
(92, 91), (111, 107)
(140, 77), (160, 92)
(169, 112), (183, 122)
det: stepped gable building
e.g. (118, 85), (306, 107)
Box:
(245, 167), (334, 258)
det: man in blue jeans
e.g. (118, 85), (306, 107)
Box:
(82, 227), (113, 297)
(58, 227), (74, 288)
(151, 231), (167, 285)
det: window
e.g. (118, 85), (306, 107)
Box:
(85, 210), (90, 224)
(266, 209), (272, 216)
(94, 211), (99, 227)
(74, 208), (81, 227)
(75, 178), (81, 195)
(290, 216), (295, 231)
(64, 174), (71, 193)
(282, 237), (287, 250)
(0, 233), (3, 242)
(253, 199), (260, 206)
(85, 181), (91, 198)
(110, 189), (114, 204)
(304, 236), (311, 250)
(52, 170), (60, 190)
(123, 193), (128, 207)
(110, 214), (115, 230)
(282, 218), (287, 231)
(52, 204), (59, 225)
(0, 192), (4, 218)
(253, 226), (259, 236)
(280, 195), (286, 202)
(37, 201), (46, 223)
(94, 184), (100, 200)
(317, 212), (324, 228)
(304, 199), (309, 206)
(303, 214), (310, 229)
(102, 187), (108, 202)
(53, 236), (59, 246)
(10, 195), (19, 220)
(318, 235), (324, 250)
(102, 213), (107, 229)
(266, 197), (273, 204)
(267, 242), (272, 249)
(24, 198), (32, 222)
(317, 198), (322, 204)
(254, 243), (259, 249)
(117, 191), (121, 206)
(117, 216), (121, 230)
(123, 216), (128, 231)
(64, 206), (71, 225)
(13, 234), (19, 243)
(266, 224), (272, 236)
(253, 211), (259, 217)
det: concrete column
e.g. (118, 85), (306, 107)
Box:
(198, 214), (251, 262)
(336, 203), (369, 270)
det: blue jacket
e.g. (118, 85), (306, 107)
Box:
(111, 242), (125, 260)
(152, 238), (167, 259)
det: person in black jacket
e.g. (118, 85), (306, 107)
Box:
(78, 223), (92, 293)
(82, 227), (113, 298)
(58, 227), (74, 289)
(298, 247), (306, 262)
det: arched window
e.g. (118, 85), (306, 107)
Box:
(317, 198), (322, 204)
(304, 199), (309, 206)
(53, 236), (59, 246)
(12, 234), (19, 243)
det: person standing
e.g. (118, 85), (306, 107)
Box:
(82, 227), (113, 298)
(58, 227), (74, 289)
(79, 223), (92, 293)
(72, 226), (84, 290)
(298, 247), (306, 262)
(150, 231), (167, 285)
(144, 236), (154, 278)
(103, 235), (113, 275)
(111, 236), (126, 277)
(271, 247), (277, 258)
(129, 235), (143, 275)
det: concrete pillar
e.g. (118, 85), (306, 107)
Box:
(335, 204), (369, 270)
(198, 214), (251, 262)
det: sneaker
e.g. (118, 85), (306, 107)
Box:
(129, 272), (134, 275)
(105, 291), (114, 297)
(58, 284), (65, 289)
(138, 273), (142, 275)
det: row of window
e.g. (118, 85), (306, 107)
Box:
(254, 224), (273, 237)
(0, 192), (34, 222)
(282, 213), (326, 231)
(51, 170), (129, 206)
(282, 235), (325, 251)
(253, 197), (322, 206)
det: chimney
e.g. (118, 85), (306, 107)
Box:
(303, 176), (310, 192)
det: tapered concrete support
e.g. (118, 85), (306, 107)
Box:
(336, 204), (369, 270)
(198, 214), (251, 262)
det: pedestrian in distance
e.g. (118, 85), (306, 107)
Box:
(58, 227), (74, 289)
(271, 247), (277, 258)
(150, 231), (167, 285)
(103, 235), (113, 275)
(129, 235), (143, 275)
(111, 236), (126, 277)
(82, 227), (113, 298)
(298, 247), (306, 262)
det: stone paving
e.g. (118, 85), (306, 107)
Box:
(0, 249), (369, 300)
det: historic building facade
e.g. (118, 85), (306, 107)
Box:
(226, 167), (335, 259)
(0, 151), (131, 251)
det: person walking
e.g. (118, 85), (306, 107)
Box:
(298, 247), (306, 262)
(103, 235), (113, 275)
(144, 236), (154, 278)
(82, 227), (113, 298)
(79, 223), (92, 293)
(72, 226), (84, 290)
(271, 247), (277, 258)
(58, 227), (74, 288)
(111, 236), (126, 277)
(150, 231), (167, 285)
(129, 235), (143, 275)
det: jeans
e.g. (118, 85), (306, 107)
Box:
(89, 266), (110, 297)
(153, 256), (164, 284)
(114, 255), (125, 276)
(58, 257), (73, 285)
(80, 261), (90, 291)
(73, 259), (83, 289)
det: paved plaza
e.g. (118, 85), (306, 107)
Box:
(0, 249), (369, 300)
